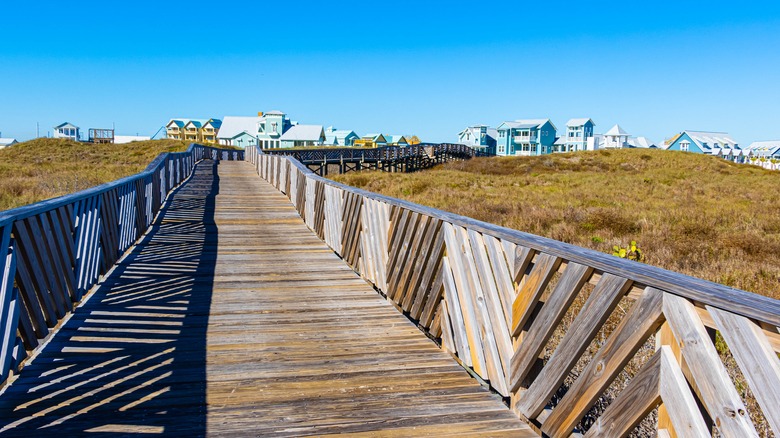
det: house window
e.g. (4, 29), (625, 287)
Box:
(498, 145), (505, 154)
(680, 141), (690, 152)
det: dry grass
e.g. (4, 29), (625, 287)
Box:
(0, 138), (197, 211)
(335, 149), (780, 300)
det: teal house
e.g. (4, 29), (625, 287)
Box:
(257, 110), (292, 149)
(666, 131), (739, 154)
(495, 119), (557, 156)
(325, 127), (360, 146)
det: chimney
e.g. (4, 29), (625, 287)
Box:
(258, 112), (264, 117)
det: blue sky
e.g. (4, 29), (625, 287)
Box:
(2, 1), (779, 143)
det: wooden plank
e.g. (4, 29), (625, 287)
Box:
(410, 226), (445, 323)
(513, 245), (535, 284)
(453, 225), (507, 395)
(585, 346), (710, 438)
(663, 294), (758, 437)
(584, 346), (663, 437)
(35, 214), (72, 308)
(21, 218), (68, 317)
(509, 262), (592, 390)
(13, 221), (59, 326)
(541, 287), (665, 437)
(391, 214), (431, 305)
(511, 253), (561, 337)
(658, 346), (712, 438)
(384, 209), (412, 291)
(417, 262), (445, 329)
(401, 218), (441, 312)
(441, 223), (487, 378)
(707, 307), (780, 435)
(483, 235), (514, 327)
(440, 256), (471, 367)
(467, 230), (513, 380)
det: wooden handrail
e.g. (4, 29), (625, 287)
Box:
(0, 144), (243, 385)
(247, 145), (780, 437)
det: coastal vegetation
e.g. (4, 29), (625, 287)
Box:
(0, 138), (194, 210)
(335, 148), (780, 300)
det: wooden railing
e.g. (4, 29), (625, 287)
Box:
(263, 143), (490, 163)
(247, 145), (780, 437)
(0, 144), (243, 385)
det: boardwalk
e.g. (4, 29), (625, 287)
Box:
(0, 161), (533, 436)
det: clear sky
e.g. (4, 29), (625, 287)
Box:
(2, 1), (779, 144)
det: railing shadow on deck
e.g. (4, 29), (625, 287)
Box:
(246, 145), (780, 437)
(0, 161), (221, 435)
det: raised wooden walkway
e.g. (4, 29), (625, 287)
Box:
(0, 161), (534, 436)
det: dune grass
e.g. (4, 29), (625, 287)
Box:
(334, 148), (780, 300)
(0, 138), (196, 211)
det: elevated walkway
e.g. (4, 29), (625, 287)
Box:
(0, 161), (533, 436)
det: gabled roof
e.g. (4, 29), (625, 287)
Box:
(184, 119), (210, 129)
(387, 135), (408, 143)
(685, 131), (739, 149)
(566, 118), (594, 127)
(746, 140), (780, 156)
(203, 119), (222, 129)
(0, 138), (18, 146)
(54, 122), (79, 130)
(218, 116), (261, 139)
(325, 130), (359, 144)
(630, 136), (657, 148)
(499, 119), (556, 131)
(364, 133), (387, 142)
(280, 124), (324, 141)
(167, 119), (186, 128)
(264, 110), (285, 116)
(605, 124), (629, 136)
(554, 136), (566, 145)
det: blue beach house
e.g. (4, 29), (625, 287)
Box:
(325, 127), (360, 146)
(458, 125), (497, 154)
(495, 119), (557, 156)
(666, 131), (739, 154)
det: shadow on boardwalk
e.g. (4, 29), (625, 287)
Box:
(0, 161), (220, 436)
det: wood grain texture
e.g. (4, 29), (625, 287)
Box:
(516, 273), (632, 419)
(708, 307), (780, 435)
(509, 262), (593, 391)
(0, 161), (534, 436)
(541, 287), (665, 437)
(663, 294), (758, 437)
(511, 253), (561, 337)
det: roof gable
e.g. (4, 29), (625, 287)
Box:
(567, 118), (594, 127)
(279, 124), (325, 141)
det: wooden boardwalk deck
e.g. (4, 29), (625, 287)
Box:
(0, 161), (534, 437)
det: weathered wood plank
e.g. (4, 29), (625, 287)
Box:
(509, 262), (592, 390)
(664, 294), (758, 437)
(511, 253), (561, 337)
(517, 273), (633, 418)
(707, 307), (780, 435)
(541, 287), (665, 437)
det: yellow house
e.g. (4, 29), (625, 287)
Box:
(166, 118), (222, 144)
(354, 134), (388, 148)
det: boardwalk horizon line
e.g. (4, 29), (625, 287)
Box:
(0, 144), (779, 437)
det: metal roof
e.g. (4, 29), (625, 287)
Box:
(280, 124), (324, 141)
(218, 116), (261, 139)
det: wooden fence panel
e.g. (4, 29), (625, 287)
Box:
(0, 144), (240, 386)
(246, 146), (780, 437)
